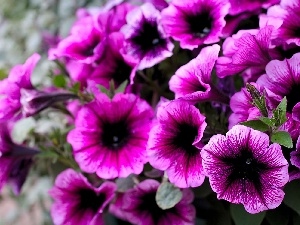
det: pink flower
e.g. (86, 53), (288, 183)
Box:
(49, 169), (116, 225)
(201, 125), (289, 213)
(67, 93), (154, 179)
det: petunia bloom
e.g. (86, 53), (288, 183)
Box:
(216, 26), (280, 82)
(256, 52), (300, 122)
(0, 53), (77, 119)
(0, 53), (40, 121)
(67, 93), (154, 179)
(121, 3), (174, 70)
(264, 0), (300, 46)
(49, 169), (116, 225)
(110, 179), (195, 225)
(201, 125), (289, 213)
(0, 122), (38, 195)
(160, 0), (229, 50)
(97, 2), (136, 35)
(147, 100), (206, 188)
(49, 11), (104, 64)
(88, 32), (137, 88)
(20, 89), (78, 117)
(169, 44), (229, 104)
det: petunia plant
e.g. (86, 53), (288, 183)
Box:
(2, 0), (300, 224)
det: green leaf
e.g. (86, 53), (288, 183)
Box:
(70, 82), (80, 93)
(240, 120), (269, 132)
(259, 117), (275, 127)
(230, 204), (266, 225)
(53, 75), (67, 88)
(98, 84), (110, 95)
(115, 80), (128, 94)
(156, 182), (182, 210)
(116, 174), (135, 192)
(273, 97), (287, 127)
(271, 131), (293, 148)
(284, 181), (300, 215)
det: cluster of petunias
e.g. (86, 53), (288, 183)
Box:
(3, 0), (300, 224)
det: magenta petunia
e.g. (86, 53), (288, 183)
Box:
(97, 2), (136, 35)
(147, 100), (206, 188)
(67, 93), (154, 179)
(88, 32), (137, 88)
(264, 0), (300, 46)
(169, 44), (229, 104)
(49, 11), (104, 64)
(201, 125), (289, 214)
(0, 122), (38, 195)
(216, 26), (279, 82)
(0, 53), (40, 121)
(121, 3), (174, 70)
(20, 89), (78, 117)
(257, 52), (300, 122)
(228, 0), (279, 16)
(160, 0), (229, 50)
(65, 32), (136, 88)
(49, 169), (116, 225)
(110, 179), (195, 225)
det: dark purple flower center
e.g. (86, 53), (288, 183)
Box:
(186, 11), (213, 38)
(276, 45), (300, 59)
(113, 59), (132, 86)
(173, 123), (199, 156)
(78, 188), (106, 212)
(294, 27), (300, 37)
(286, 84), (300, 112)
(224, 148), (268, 189)
(138, 191), (177, 224)
(78, 35), (101, 57)
(101, 120), (130, 149)
(131, 21), (166, 53)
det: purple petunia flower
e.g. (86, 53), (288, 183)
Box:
(20, 89), (78, 117)
(49, 169), (116, 225)
(49, 11), (104, 64)
(160, 0), (229, 50)
(147, 100), (206, 188)
(216, 26), (280, 82)
(110, 179), (196, 225)
(0, 53), (78, 119)
(201, 125), (289, 214)
(169, 44), (229, 104)
(0, 53), (40, 121)
(67, 93), (154, 179)
(0, 122), (38, 195)
(257, 52), (300, 122)
(264, 0), (300, 46)
(121, 3), (174, 70)
(228, 0), (279, 16)
(88, 32), (137, 88)
(97, 2), (136, 35)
